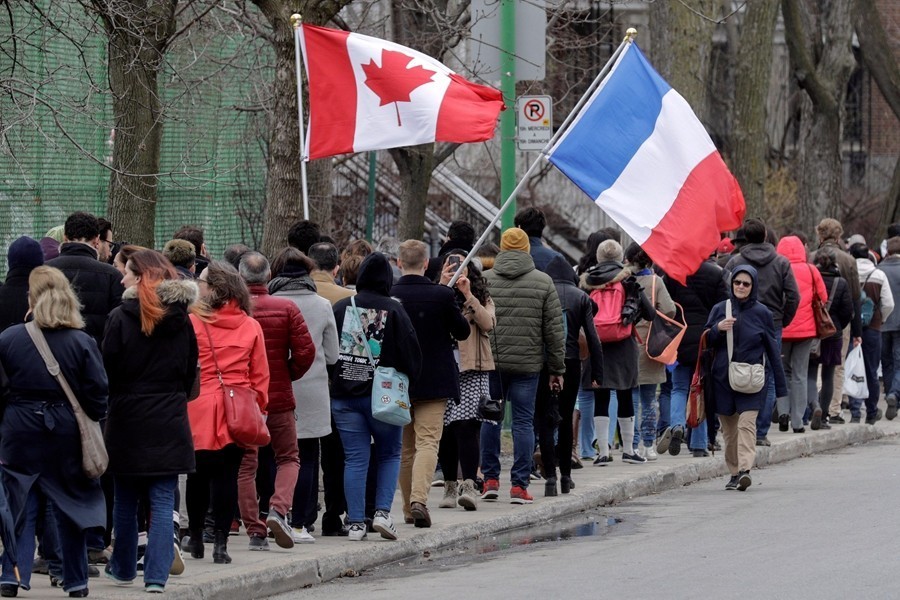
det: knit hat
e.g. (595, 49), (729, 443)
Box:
(847, 234), (867, 248)
(44, 225), (65, 243)
(163, 239), (196, 268)
(8, 236), (44, 271)
(596, 239), (624, 263)
(39, 237), (60, 261)
(500, 227), (530, 252)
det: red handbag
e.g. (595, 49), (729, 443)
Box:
(687, 331), (708, 429)
(202, 323), (270, 448)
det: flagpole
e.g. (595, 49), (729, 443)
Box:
(292, 14), (311, 220)
(446, 28), (638, 288)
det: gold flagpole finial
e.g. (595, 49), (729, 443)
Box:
(624, 28), (637, 42)
(290, 13), (302, 29)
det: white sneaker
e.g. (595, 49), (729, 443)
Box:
(292, 526), (315, 544)
(169, 542), (185, 575)
(644, 445), (658, 461)
(347, 523), (367, 541)
(372, 510), (398, 540)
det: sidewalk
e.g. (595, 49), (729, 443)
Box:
(20, 415), (900, 600)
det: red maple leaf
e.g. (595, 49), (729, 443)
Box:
(362, 49), (436, 127)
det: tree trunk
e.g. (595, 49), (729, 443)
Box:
(731, 0), (779, 219)
(783, 0), (855, 234)
(104, 2), (176, 248)
(390, 143), (434, 241)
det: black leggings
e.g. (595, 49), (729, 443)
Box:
(437, 419), (481, 482)
(593, 388), (634, 417)
(536, 358), (581, 478)
(186, 444), (243, 534)
(292, 438), (320, 529)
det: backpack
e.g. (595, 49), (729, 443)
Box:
(860, 273), (876, 327)
(590, 283), (633, 343)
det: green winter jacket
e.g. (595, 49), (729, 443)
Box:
(484, 250), (566, 375)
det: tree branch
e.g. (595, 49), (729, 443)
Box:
(854, 0), (900, 119)
(782, 0), (836, 112)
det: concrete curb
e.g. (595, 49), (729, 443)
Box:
(160, 423), (894, 600)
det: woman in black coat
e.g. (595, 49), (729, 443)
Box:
(705, 264), (787, 492)
(101, 250), (199, 593)
(0, 266), (107, 598)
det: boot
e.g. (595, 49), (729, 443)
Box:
(544, 476), (558, 497)
(457, 479), (478, 511)
(185, 529), (204, 559)
(212, 531), (231, 564)
(560, 475), (573, 494)
(439, 481), (458, 508)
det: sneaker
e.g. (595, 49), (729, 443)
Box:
(104, 565), (134, 586)
(593, 455), (613, 466)
(691, 449), (710, 458)
(88, 548), (111, 565)
(643, 445), (658, 461)
(146, 584), (165, 594)
(793, 427), (805, 433)
(850, 416), (861, 423)
(229, 519), (241, 536)
(668, 426), (684, 456)
(372, 510), (398, 540)
(755, 437), (771, 447)
(810, 408), (823, 430)
(725, 475), (739, 490)
(778, 413), (790, 432)
(510, 486), (534, 504)
(481, 479), (500, 501)
(68, 590), (89, 598)
(655, 427), (673, 454)
(887, 394), (898, 420)
(439, 481), (458, 508)
(292, 526), (315, 544)
(265, 510), (295, 549)
(571, 452), (584, 470)
(169, 542), (185, 575)
(737, 470), (752, 491)
(830, 414), (846, 424)
(865, 408), (883, 425)
(347, 523), (367, 541)
(248, 534), (270, 551)
(0, 584), (17, 598)
(622, 452), (647, 464)
(529, 469), (543, 481)
(457, 479), (479, 511)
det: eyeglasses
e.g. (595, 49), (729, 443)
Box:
(733, 280), (752, 288)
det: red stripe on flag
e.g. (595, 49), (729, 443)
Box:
(642, 151), (745, 284)
(304, 26), (358, 160)
(435, 74), (504, 144)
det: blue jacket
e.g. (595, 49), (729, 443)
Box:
(705, 264), (787, 415)
(529, 236), (565, 273)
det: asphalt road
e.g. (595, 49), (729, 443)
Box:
(270, 438), (900, 600)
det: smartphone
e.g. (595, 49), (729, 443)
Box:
(447, 255), (462, 268)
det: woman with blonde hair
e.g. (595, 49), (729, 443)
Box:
(0, 266), (107, 598)
(102, 250), (199, 592)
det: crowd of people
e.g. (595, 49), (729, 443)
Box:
(0, 208), (894, 596)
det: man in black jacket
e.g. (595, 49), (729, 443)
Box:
(47, 212), (124, 346)
(392, 240), (470, 528)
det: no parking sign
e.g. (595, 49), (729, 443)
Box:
(516, 95), (552, 151)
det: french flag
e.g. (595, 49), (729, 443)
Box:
(300, 24), (504, 161)
(547, 43), (745, 284)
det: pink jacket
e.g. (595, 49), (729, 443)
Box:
(777, 236), (827, 341)
(189, 301), (270, 451)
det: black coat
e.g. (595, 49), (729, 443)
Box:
(0, 324), (108, 530)
(0, 268), (32, 333)
(391, 274), (470, 401)
(705, 265), (788, 415)
(818, 269), (854, 335)
(47, 243), (124, 344)
(545, 256), (603, 379)
(664, 259), (728, 366)
(102, 280), (199, 476)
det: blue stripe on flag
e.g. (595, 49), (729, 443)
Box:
(548, 44), (671, 200)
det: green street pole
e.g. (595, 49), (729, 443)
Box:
(366, 151), (376, 242)
(499, 0), (516, 231)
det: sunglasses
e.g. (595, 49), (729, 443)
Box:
(733, 280), (752, 288)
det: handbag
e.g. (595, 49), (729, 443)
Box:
(350, 297), (411, 427)
(479, 323), (506, 422)
(687, 330), (708, 428)
(810, 278), (839, 359)
(645, 275), (687, 364)
(25, 322), (108, 479)
(202, 323), (270, 448)
(809, 266), (838, 339)
(725, 300), (766, 394)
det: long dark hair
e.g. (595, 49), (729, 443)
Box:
(578, 230), (613, 274)
(442, 250), (490, 305)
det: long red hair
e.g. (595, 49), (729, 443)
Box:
(128, 250), (178, 335)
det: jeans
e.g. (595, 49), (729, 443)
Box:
(882, 330), (900, 399)
(656, 369), (673, 435)
(109, 475), (178, 587)
(576, 390), (595, 458)
(399, 400), (446, 507)
(331, 395), (402, 523)
(757, 328), (783, 438)
(499, 372), (540, 488)
(480, 420), (502, 479)
(319, 424), (346, 533)
(1, 491), (40, 589)
(778, 339), (814, 429)
(632, 384), (658, 448)
(850, 327), (882, 418)
(670, 363), (707, 450)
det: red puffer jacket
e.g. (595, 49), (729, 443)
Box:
(248, 284), (315, 413)
(777, 236), (827, 341)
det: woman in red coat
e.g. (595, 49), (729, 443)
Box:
(776, 236), (827, 432)
(185, 262), (269, 565)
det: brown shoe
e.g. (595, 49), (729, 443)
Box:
(409, 502), (432, 528)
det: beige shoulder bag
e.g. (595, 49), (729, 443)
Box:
(725, 300), (766, 394)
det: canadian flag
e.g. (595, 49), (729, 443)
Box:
(299, 24), (505, 161)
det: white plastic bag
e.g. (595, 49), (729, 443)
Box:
(842, 345), (868, 398)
